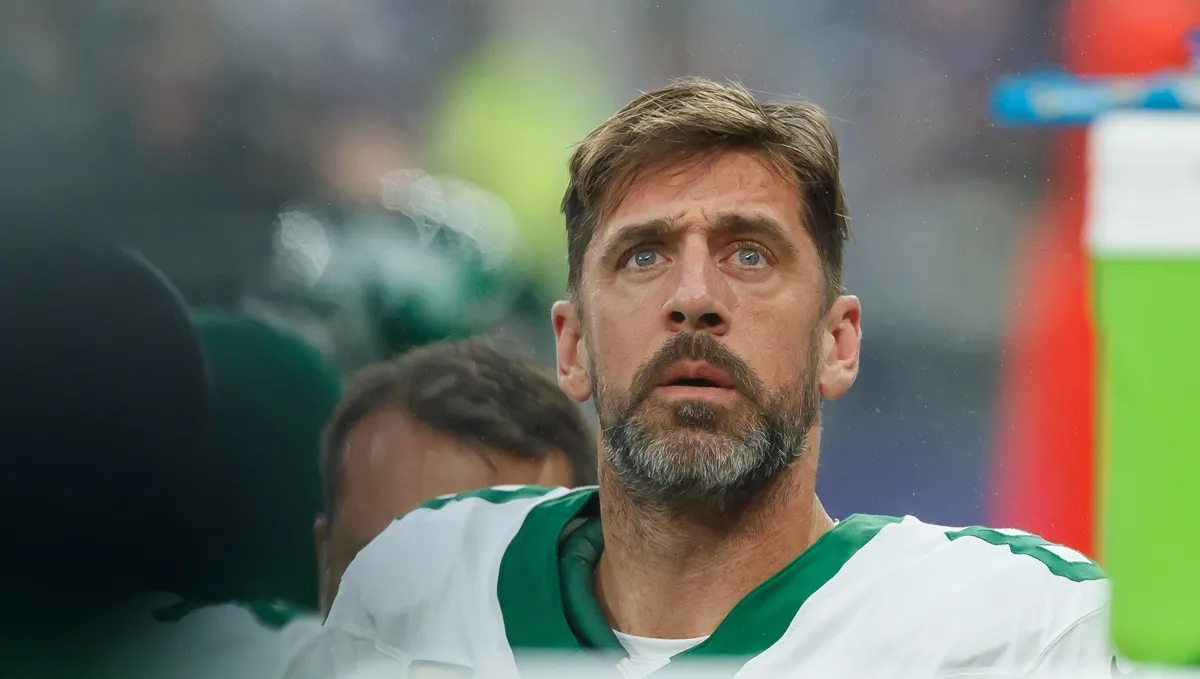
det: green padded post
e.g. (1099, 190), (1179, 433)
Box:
(1092, 112), (1200, 666)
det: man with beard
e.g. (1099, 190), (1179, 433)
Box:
(290, 78), (1113, 679)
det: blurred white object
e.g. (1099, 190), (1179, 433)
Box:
(1088, 112), (1200, 256)
(276, 210), (334, 288)
(102, 592), (321, 679)
(243, 170), (523, 372)
(382, 169), (518, 271)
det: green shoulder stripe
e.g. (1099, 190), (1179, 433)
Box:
(412, 485), (561, 514)
(151, 598), (309, 631)
(244, 599), (308, 630)
(945, 526), (1107, 582)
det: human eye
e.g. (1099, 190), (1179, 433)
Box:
(729, 243), (769, 269)
(621, 248), (663, 271)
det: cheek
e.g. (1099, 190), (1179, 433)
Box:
(587, 299), (661, 387)
(736, 301), (819, 384)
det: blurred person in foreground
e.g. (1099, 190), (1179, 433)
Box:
(310, 338), (595, 616)
(110, 310), (342, 679)
(290, 79), (1111, 679)
(185, 310), (344, 609)
(0, 233), (209, 677)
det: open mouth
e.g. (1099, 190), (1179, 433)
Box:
(669, 377), (724, 388)
(656, 361), (737, 394)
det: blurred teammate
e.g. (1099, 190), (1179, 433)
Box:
(111, 310), (343, 679)
(186, 310), (344, 608)
(293, 79), (1111, 678)
(0, 233), (209, 678)
(313, 338), (594, 614)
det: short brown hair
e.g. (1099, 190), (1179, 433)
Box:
(320, 338), (595, 518)
(561, 77), (850, 304)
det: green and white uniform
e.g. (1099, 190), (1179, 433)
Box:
(104, 593), (322, 679)
(287, 486), (1111, 679)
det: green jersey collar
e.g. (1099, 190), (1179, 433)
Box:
(497, 487), (900, 668)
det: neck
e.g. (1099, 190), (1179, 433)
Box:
(594, 428), (833, 640)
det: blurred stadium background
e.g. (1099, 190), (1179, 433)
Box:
(0, 0), (1068, 523)
(4, 0), (1199, 668)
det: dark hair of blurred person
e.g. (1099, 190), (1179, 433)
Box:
(0, 230), (209, 670)
(314, 338), (594, 613)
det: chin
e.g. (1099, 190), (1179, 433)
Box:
(638, 396), (743, 431)
(638, 426), (744, 467)
(623, 429), (781, 520)
(671, 400), (728, 429)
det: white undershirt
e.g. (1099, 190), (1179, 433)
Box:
(612, 630), (709, 679)
(609, 519), (840, 678)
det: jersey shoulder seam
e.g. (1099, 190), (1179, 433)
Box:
(1023, 602), (1110, 675)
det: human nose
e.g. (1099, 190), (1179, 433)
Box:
(662, 243), (731, 336)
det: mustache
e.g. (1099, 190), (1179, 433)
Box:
(629, 333), (763, 406)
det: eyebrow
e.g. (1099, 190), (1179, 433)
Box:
(597, 215), (680, 266)
(713, 213), (799, 256)
(598, 211), (799, 266)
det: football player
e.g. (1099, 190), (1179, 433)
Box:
(291, 78), (1111, 679)
(112, 310), (343, 679)
(312, 338), (595, 615)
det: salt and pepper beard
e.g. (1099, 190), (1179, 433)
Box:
(594, 331), (823, 525)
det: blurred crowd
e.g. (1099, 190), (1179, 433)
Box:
(1, 0), (1063, 528)
(0, 0), (1083, 675)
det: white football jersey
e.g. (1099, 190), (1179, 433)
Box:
(102, 592), (323, 679)
(286, 486), (1113, 679)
